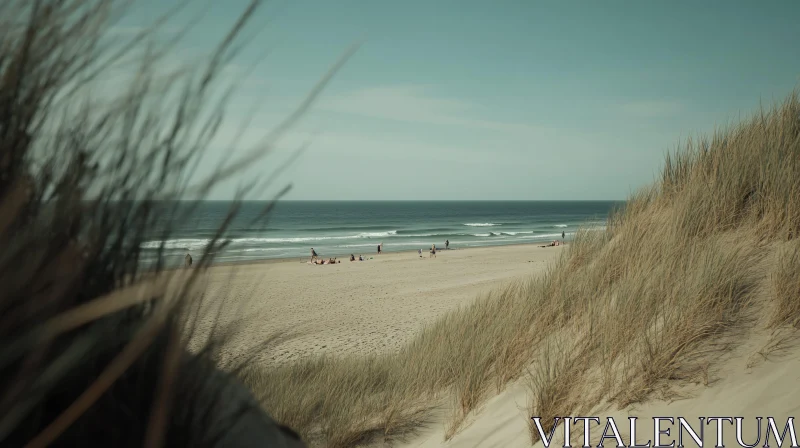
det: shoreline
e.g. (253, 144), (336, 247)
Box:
(196, 238), (571, 270)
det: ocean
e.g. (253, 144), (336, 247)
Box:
(140, 201), (622, 266)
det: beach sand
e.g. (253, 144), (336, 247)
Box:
(181, 242), (800, 448)
(185, 244), (565, 366)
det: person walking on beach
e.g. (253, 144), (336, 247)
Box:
(430, 244), (436, 258)
(377, 244), (381, 255)
(561, 231), (565, 242)
(418, 248), (422, 258)
(445, 239), (449, 250)
(184, 253), (192, 268)
(310, 247), (318, 262)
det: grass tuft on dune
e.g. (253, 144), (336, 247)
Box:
(239, 91), (800, 447)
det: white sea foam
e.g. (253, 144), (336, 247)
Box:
(519, 233), (569, 240)
(140, 239), (211, 250)
(356, 231), (398, 238)
(553, 224), (568, 228)
(585, 225), (608, 231)
(237, 248), (288, 253)
(463, 223), (500, 227)
(141, 230), (400, 249)
(141, 226), (589, 254)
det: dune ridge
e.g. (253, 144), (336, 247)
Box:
(229, 91), (800, 447)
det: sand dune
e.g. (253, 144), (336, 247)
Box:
(186, 244), (565, 366)
(403, 330), (800, 448)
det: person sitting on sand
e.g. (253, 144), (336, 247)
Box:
(310, 247), (318, 262)
(430, 244), (436, 258)
(418, 248), (422, 258)
(359, 255), (364, 261)
(350, 254), (355, 262)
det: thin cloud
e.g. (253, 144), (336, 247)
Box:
(319, 84), (543, 134)
(619, 100), (685, 117)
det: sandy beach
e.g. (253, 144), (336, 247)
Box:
(186, 244), (566, 365)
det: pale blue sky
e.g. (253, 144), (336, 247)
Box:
(115, 0), (800, 200)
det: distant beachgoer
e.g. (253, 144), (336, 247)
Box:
(311, 248), (318, 262)
(418, 249), (422, 258)
(562, 231), (565, 241)
(430, 244), (436, 258)
(350, 254), (355, 262)
(377, 244), (381, 255)
(445, 239), (449, 250)
(359, 255), (364, 261)
(184, 253), (192, 268)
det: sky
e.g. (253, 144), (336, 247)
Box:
(112, 0), (800, 200)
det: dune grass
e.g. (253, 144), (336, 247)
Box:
(238, 91), (800, 447)
(770, 239), (800, 327)
(525, 92), (800, 444)
(4, 1), (797, 446)
(1, 1), (357, 446)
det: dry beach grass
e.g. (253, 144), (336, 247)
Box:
(234, 92), (800, 447)
(0, 0), (352, 446)
(3, 0), (800, 446)
(524, 92), (800, 444)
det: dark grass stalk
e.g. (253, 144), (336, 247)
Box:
(0, 1), (355, 446)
